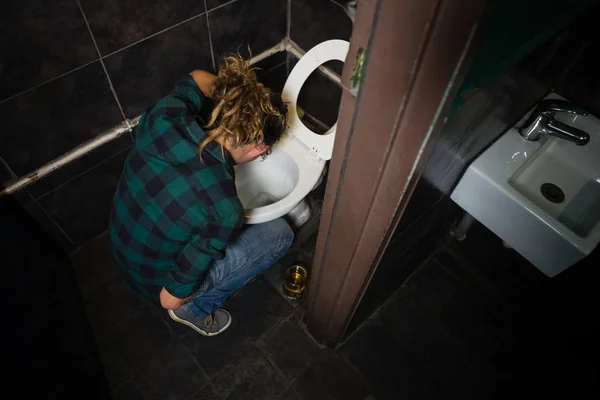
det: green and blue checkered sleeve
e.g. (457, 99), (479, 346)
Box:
(164, 212), (244, 298)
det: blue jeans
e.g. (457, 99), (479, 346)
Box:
(181, 218), (294, 319)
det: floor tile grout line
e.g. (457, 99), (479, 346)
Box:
(131, 380), (148, 400)
(176, 332), (212, 383)
(332, 349), (382, 399)
(204, 0), (217, 72)
(76, 0), (127, 121)
(336, 253), (436, 348)
(100, 11), (208, 60)
(255, 303), (299, 345)
(276, 320), (325, 387)
(0, 59), (98, 107)
(255, 344), (294, 389)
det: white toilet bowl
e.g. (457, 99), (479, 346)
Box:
(234, 39), (349, 226)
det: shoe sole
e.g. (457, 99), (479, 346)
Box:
(167, 309), (232, 337)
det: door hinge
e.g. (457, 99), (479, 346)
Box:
(351, 47), (366, 96)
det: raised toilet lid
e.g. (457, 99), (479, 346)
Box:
(282, 40), (350, 160)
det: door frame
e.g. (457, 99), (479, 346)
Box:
(305, 0), (487, 345)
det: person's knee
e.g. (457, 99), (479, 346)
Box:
(268, 218), (294, 251)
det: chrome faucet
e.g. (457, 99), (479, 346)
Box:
(519, 99), (590, 146)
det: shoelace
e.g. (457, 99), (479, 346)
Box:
(204, 314), (214, 329)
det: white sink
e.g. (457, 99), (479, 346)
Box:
(451, 94), (600, 277)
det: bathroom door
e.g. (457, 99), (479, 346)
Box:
(305, 0), (487, 344)
(1, 197), (110, 399)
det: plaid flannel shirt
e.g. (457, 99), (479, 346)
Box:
(109, 75), (244, 304)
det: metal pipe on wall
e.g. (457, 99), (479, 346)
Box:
(1, 117), (140, 197)
(285, 40), (342, 86)
(0, 39), (342, 198)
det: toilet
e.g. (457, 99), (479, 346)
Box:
(234, 39), (350, 226)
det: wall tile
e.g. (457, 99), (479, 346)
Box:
(253, 50), (287, 74)
(27, 137), (131, 199)
(0, 181), (34, 206)
(257, 62), (288, 93)
(206, 0), (236, 11)
(298, 67), (342, 128)
(288, 55), (342, 128)
(394, 179), (444, 236)
(79, 0), (205, 56)
(105, 17), (213, 118)
(0, 159), (13, 184)
(0, 61), (124, 177)
(1, 151), (33, 205)
(0, 0), (97, 101)
(209, 0), (287, 59)
(23, 200), (75, 253)
(290, 0), (353, 52)
(37, 150), (128, 248)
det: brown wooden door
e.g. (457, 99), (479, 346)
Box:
(305, 0), (487, 345)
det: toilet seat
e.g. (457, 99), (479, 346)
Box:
(235, 40), (350, 225)
(282, 39), (350, 160)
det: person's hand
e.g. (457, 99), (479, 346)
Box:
(160, 287), (191, 310)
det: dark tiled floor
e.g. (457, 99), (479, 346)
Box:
(71, 212), (600, 399)
(71, 204), (379, 399)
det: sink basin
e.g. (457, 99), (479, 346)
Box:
(451, 94), (600, 277)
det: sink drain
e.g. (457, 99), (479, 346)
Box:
(540, 183), (565, 204)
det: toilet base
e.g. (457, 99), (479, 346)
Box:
(287, 199), (311, 228)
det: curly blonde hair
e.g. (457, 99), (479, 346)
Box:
(201, 55), (287, 157)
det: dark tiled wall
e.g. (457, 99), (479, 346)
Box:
(518, 5), (600, 116)
(1, 0), (287, 252)
(287, 55), (343, 128)
(290, 0), (353, 52)
(287, 0), (351, 128)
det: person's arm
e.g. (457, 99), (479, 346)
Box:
(145, 70), (216, 124)
(160, 212), (243, 309)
